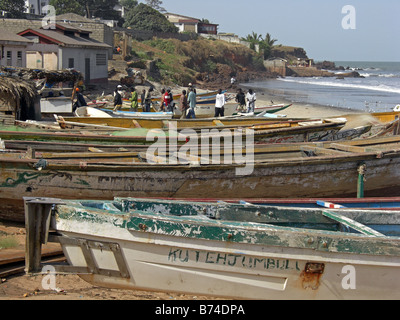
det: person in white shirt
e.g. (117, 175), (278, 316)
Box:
(214, 89), (225, 117)
(246, 89), (256, 113)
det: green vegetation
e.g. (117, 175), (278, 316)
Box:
(123, 3), (177, 32)
(241, 32), (278, 59)
(0, 231), (18, 250)
(50, 0), (121, 20)
(130, 37), (266, 86)
(0, 0), (26, 18)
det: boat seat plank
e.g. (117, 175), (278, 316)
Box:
(322, 211), (386, 237)
(300, 146), (348, 156)
(250, 123), (291, 130)
(329, 143), (367, 153)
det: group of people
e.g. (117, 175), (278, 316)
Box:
(113, 85), (153, 113)
(211, 87), (257, 118)
(74, 83), (257, 118)
(235, 88), (257, 113)
(179, 84), (197, 119)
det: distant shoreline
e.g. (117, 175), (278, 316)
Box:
(238, 81), (361, 119)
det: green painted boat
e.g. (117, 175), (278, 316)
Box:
(24, 197), (400, 299)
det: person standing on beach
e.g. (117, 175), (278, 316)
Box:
(187, 88), (196, 118)
(73, 87), (87, 112)
(179, 89), (188, 119)
(246, 89), (256, 113)
(162, 89), (170, 111)
(113, 88), (123, 111)
(235, 88), (246, 112)
(214, 89), (225, 117)
(140, 89), (146, 110)
(144, 87), (154, 112)
(129, 87), (138, 112)
(160, 88), (166, 111)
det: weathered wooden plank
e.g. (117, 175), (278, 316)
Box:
(322, 210), (386, 237)
(329, 143), (367, 153)
(301, 146), (348, 156)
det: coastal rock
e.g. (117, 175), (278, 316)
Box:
(336, 71), (364, 79)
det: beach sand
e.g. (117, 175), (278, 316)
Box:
(0, 85), (364, 301)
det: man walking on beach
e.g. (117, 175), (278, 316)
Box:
(187, 88), (196, 118)
(246, 89), (256, 113)
(235, 88), (246, 112)
(113, 87), (123, 111)
(215, 89), (225, 117)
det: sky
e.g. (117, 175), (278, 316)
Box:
(153, 0), (400, 62)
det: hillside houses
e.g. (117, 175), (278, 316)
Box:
(164, 13), (218, 35)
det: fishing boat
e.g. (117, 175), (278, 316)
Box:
(0, 117), (349, 145)
(24, 197), (400, 299)
(234, 104), (292, 116)
(74, 107), (174, 120)
(4, 136), (400, 221)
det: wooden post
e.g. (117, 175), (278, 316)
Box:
(24, 197), (63, 274)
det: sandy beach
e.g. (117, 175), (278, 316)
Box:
(0, 82), (364, 301)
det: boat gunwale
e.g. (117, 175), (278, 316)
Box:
(53, 199), (400, 258)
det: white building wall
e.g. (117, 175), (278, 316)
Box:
(0, 44), (28, 67)
(59, 47), (109, 83)
(25, 0), (50, 15)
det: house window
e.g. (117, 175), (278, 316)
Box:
(6, 51), (12, 66)
(17, 51), (22, 67)
(68, 58), (74, 68)
(96, 53), (106, 66)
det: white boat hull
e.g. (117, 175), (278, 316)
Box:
(54, 214), (400, 300)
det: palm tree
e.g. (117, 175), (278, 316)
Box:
(264, 33), (277, 47)
(261, 33), (278, 59)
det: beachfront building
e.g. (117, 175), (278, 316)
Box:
(0, 30), (33, 68)
(25, 0), (50, 15)
(164, 13), (218, 35)
(18, 23), (111, 84)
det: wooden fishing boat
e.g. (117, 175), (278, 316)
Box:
(0, 117), (350, 145)
(62, 110), (400, 132)
(234, 104), (292, 116)
(4, 136), (400, 221)
(75, 107), (174, 120)
(62, 113), (302, 129)
(24, 197), (400, 299)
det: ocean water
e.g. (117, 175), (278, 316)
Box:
(244, 61), (400, 113)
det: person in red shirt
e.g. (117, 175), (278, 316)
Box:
(163, 90), (171, 111)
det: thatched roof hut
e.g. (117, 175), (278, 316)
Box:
(0, 76), (39, 125)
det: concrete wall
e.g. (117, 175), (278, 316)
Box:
(0, 44), (28, 67)
(263, 59), (287, 77)
(60, 47), (109, 83)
